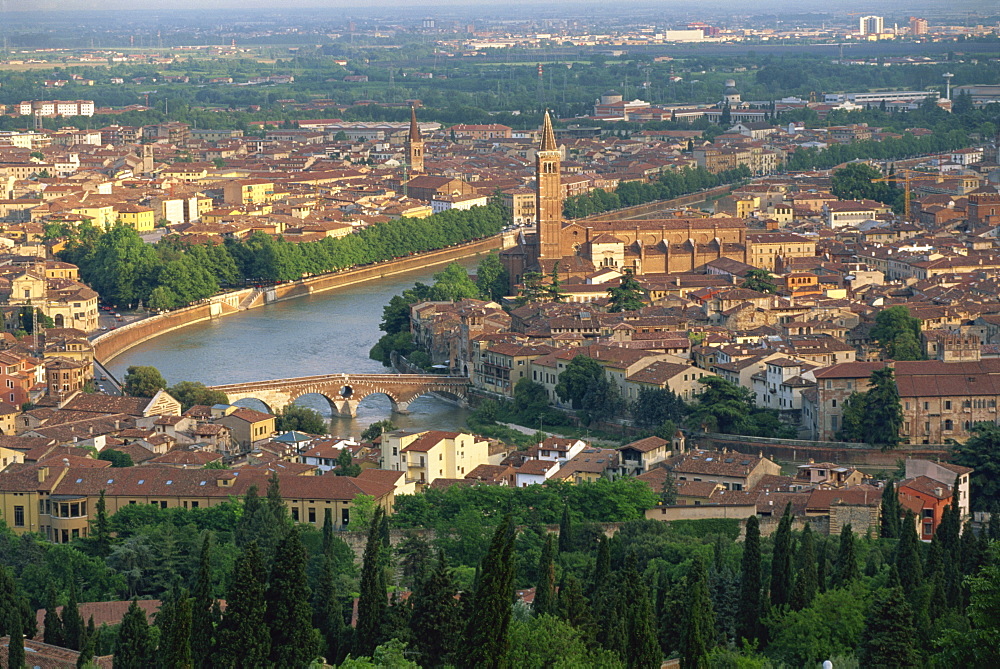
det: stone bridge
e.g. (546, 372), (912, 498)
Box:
(207, 373), (470, 417)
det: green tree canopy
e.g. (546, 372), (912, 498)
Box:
(165, 381), (229, 412)
(123, 366), (167, 398)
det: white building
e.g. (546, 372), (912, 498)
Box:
(859, 15), (884, 35)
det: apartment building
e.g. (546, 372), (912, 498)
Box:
(380, 429), (493, 489)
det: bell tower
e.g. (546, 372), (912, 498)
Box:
(406, 106), (424, 175)
(536, 110), (562, 260)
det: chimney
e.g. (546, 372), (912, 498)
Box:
(37, 466), (49, 483)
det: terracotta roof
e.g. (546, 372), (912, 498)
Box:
(619, 436), (669, 454)
(400, 430), (460, 453)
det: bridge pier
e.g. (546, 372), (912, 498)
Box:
(393, 400), (411, 415)
(330, 398), (359, 418)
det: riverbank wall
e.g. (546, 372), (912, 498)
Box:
(93, 233), (510, 364)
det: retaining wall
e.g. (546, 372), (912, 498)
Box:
(93, 234), (507, 364)
(693, 432), (951, 467)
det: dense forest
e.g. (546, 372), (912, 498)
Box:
(1, 469), (998, 668)
(56, 203), (506, 309)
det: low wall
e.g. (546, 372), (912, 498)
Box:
(93, 234), (507, 364)
(694, 433), (951, 467)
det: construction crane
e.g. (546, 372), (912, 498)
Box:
(870, 168), (945, 221)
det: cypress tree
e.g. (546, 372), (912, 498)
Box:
(557, 575), (598, 646)
(355, 507), (388, 657)
(737, 514), (762, 642)
(410, 551), (462, 668)
(62, 581), (84, 651)
(832, 523), (859, 588)
(265, 471), (288, 525)
(590, 534), (611, 598)
(769, 503), (794, 608)
(92, 489), (112, 558)
(619, 556), (661, 669)
(43, 584), (65, 648)
(790, 524), (818, 610)
(8, 615), (24, 669)
(460, 516), (516, 669)
(679, 556), (715, 669)
(534, 534), (556, 617)
(314, 553), (348, 665)
(190, 535), (216, 668)
(859, 585), (919, 668)
(816, 537), (827, 593)
(880, 480), (901, 538)
(895, 512), (923, 595)
(558, 504), (573, 553)
(77, 616), (96, 669)
(114, 600), (152, 669)
(266, 526), (316, 668)
(322, 508), (335, 557)
(163, 593), (193, 669)
(218, 542), (269, 669)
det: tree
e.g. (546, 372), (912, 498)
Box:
(881, 479), (901, 538)
(190, 535), (217, 669)
(460, 516), (516, 669)
(507, 614), (624, 669)
(865, 367), (904, 449)
(63, 582), (84, 650)
(476, 254), (510, 302)
(607, 269), (646, 312)
(737, 514), (762, 643)
(859, 585), (919, 668)
(8, 616), (24, 669)
(98, 450), (134, 468)
(161, 593), (193, 669)
(314, 551), (348, 666)
(409, 552), (462, 667)
(790, 524), (818, 611)
(687, 376), (755, 435)
(935, 542), (1000, 667)
(355, 508), (388, 657)
(631, 387), (686, 430)
(741, 268), (777, 294)
(335, 447), (361, 477)
(870, 306), (922, 360)
(275, 404), (327, 434)
(895, 512), (923, 595)
(361, 419), (396, 443)
(679, 556), (715, 669)
(770, 503), (794, 608)
(534, 534), (556, 617)
(616, 557), (661, 669)
(831, 523), (859, 588)
(558, 504), (573, 553)
(114, 600), (152, 669)
(765, 586), (867, 667)
(165, 381), (228, 412)
(555, 356), (605, 410)
(43, 584), (65, 647)
(91, 490), (112, 558)
(123, 366), (167, 398)
(217, 543), (269, 668)
(266, 527), (316, 667)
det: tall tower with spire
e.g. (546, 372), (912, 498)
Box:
(406, 106), (424, 175)
(536, 110), (562, 260)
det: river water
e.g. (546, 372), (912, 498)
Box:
(106, 260), (476, 438)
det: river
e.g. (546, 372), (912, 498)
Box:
(105, 259), (477, 438)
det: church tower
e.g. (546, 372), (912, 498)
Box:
(406, 106), (424, 174)
(536, 110), (562, 260)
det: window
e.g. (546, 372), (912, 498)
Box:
(291, 507), (299, 521)
(13, 506), (24, 527)
(342, 508), (350, 526)
(308, 508), (316, 524)
(924, 402), (930, 411)
(160, 501), (168, 509)
(945, 400), (952, 411)
(191, 501), (199, 509)
(831, 399), (837, 408)
(944, 419), (953, 431)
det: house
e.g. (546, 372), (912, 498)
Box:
(898, 458), (973, 539)
(528, 437), (587, 464)
(379, 430), (492, 489)
(0, 462), (396, 541)
(514, 458), (560, 487)
(551, 447), (619, 483)
(298, 438), (358, 474)
(667, 449), (781, 491)
(794, 461), (866, 488)
(216, 407), (276, 451)
(617, 435), (672, 476)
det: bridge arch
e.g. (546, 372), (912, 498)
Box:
(233, 397), (275, 415)
(287, 392), (338, 417)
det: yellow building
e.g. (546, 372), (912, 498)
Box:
(0, 444), (24, 469)
(380, 429), (492, 489)
(223, 179), (276, 206)
(0, 464), (396, 543)
(746, 232), (817, 271)
(114, 205), (156, 233)
(70, 203), (116, 229)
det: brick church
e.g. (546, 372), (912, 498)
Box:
(501, 112), (752, 289)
